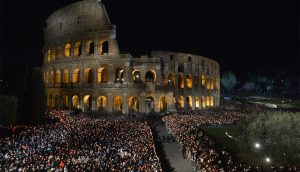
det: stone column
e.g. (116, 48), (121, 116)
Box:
(107, 93), (113, 112)
(122, 93), (128, 114)
(92, 94), (97, 111)
(139, 92), (146, 113)
(124, 62), (133, 84)
(107, 64), (114, 83)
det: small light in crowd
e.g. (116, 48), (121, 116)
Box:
(136, 75), (139, 78)
(254, 142), (261, 149)
(265, 157), (271, 163)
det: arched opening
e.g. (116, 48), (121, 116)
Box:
(72, 68), (80, 83)
(83, 95), (92, 111)
(206, 96), (210, 107)
(186, 96), (192, 108)
(57, 47), (62, 59)
(62, 95), (68, 107)
(63, 69), (69, 84)
(55, 95), (60, 108)
(86, 41), (94, 55)
(201, 96), (206, 109)
(97, 68), (108, 83)
(145, 96), (155, 111)
(201, 74), (206, 87)
(74, 41), (82, 57)
(194, 75), (199, 87)
(206, 78), (211, 90)
(44, 72), (49, 84)
(113, 96), (122, 112)
(51, 49), (56, 61)
(84, 68), (93, 84)
(97, 96), (107, 111)
(101, 41), (109, 55)
(72, 95), (80, 109)
(210, 77), (214, 90)
(50, 70), (54, 84)
(159, 96), (168, 112)
(168, 73), (176, 86)
(115, 68), (124, 83)
(55, 70), (61, 84)
(178, 96), (184, 108)
(64, 43), (71, 57)
(128, 96), (139, 112)
(195, 96), (200, 109)
(47, 49), (51, 62)
(186, 74), (193, 89)
(145, 70), (156, 82)
(178, 74), (184, 88)
(132, 70), (142, 83)
(210, 96), (214, 107)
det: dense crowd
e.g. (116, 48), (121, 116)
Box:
(163, 111), (299, 172)
(0, 110), (162, 172)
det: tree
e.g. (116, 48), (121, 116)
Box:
(221, 71), (237, 93)
(30, 67), (46, 123)
(241, 82), (255, 94)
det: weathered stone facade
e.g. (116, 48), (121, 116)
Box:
(42, 0), (220, 114)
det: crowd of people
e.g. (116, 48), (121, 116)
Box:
(0, 110), (162, 172)
(162, 111), (299, 172)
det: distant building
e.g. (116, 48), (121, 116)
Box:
(42, 0), (220, 113)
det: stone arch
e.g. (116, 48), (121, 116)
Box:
(64, 43), (71, 57)
(83, 95), (92, 111)
(97, 96), (107, 111)
(44, 72), (49, 84)
(57, 47), (62, 59)
(63, 69), (69, 84)
(97, 68), (108, 83)
(132, 70), (142, 83)
(201, 96), (206, 109)
(186, 74), (193, 89)
(178, 96), (184, 108)
(194, 75), (199, 87)
(86, 41), (94, 55)
(186, 96), (192, 108)
(72, 68), (80, 83)
(115, 67), (124, 83)
(62, 95), (68, 107)
(72, 95), (80, 109)
(51, 49), (56, 61)
(168, 73), (176, 86)
(195, 96), (200, 109)
(178, 74), (184, 88)
(206, 78), (211, 90)
(206, 96), (210, 107)
(74, 41), (82, 57)
(145, 70), (156, 82)
(159, 96), (168, 112)
(113, 96), (122, 112)
(49, 70), (54, 84)
(201, 74), (206, 87)
(146, 96), (155, 111)
(84, 68), (93, 84)
(47, 49), (51, 62)
(55, 69), (61, 84)
(128, 96), (139, 112)
(101, 41), (109, 55)
(210, 96), (214, 107)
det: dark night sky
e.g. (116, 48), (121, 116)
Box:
(0, 0), (299, 93)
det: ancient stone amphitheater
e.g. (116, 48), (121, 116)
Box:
(42, 0), (220, 114)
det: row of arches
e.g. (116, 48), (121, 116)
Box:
(177, 96), (215, 109)
(45, 40), (109, 63)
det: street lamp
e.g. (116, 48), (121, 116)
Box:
(265, 157), (271, 163)
(254, 142), (261, 149)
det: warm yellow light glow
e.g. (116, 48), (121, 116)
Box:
(51, 49), (56, 61)
(84, 68), (93, 84)
(202, 96), (206, 109)
(178, 96), (184, 108)
(186, 96), (192, 107)
(74, 41), (81, 57)
(64, 43), (71, 57)
(129, 96), (139, 112)
(85, 41), (94, 55)
(195, 96), (199, 108)
(83, 95), (91, 109)
(97, 96), (107, 110)
(63, 95), (68, 107)
(55, 70), (61, 84)
(72, 68), (80, 83)
(178, 74), (184, 89)
(186, 74), (193, 89)
(113, 96), (122, 111)
(98, 68), (108, 83)
(206, 78), (211, 90)
(201, 74), (205, 87)
(168, 73), (176, 86)
(159, 96), (168, 112)
(57, 47), (62, 59)
(47, 49), (51, 62)
(63, 69), (69, 84)
(210, 77), (214, 90)
(210, 96), (214, 107)
(206, 96), (210, 107)
(72, 95), (80, 109)
(50, 70), (54, 84)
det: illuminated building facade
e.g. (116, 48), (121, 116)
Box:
(42, 0), (220, 113)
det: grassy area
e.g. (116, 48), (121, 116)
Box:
(248, 98), (300, 109)
(202, 127), (268, 167)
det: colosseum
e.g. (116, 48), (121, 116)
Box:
(42, 0), (220, 114)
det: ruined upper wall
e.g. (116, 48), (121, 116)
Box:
(44, 0), (113, 43)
